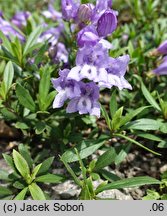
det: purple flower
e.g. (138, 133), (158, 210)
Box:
(77, 25), (99, 47)
(0, 17), (25, 42)
(157, 40), (167, 55)
(96, 0), (112, 11)
(97, 9), (117, 37)
(11, 11), (30, 29)
(77, 4), (93, 23)
(153, 57), (167, 75)
(52, 69), (81, 108)
(42, 4), (62, 21)
(99, 55), (132, 90)
(49, 42), (68, 63)
(61, 0), (80, 21)
(66, 82), (100, 117)
(38, 27), (61, 46)
(67, 41), (111, 82)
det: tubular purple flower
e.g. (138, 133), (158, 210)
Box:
(61, 0), (80, 21)
(157, 40), (167, 55)
(96, 0), (112, 11)
(11, 11), (30, 29)
(77, 25), (99, 47)
(66, 82), (100, 117)
(52, 69), (81, 108)
(38, 27), (62, 46)
(97, 9), (117, 37)
(99, 55), (132, 90)
(153, 57), (167, 75)
(42, 4), (62, 21)
(0, 17), (25, 42)
(67, 42), (110, 83)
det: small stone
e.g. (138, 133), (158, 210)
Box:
(160, 165), (167, 174)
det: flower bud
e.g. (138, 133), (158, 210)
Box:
(77, 4), (93, 23)
(97, 9), (117, 37)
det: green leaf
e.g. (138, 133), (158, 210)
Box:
(0, 186), (13, 196)
(94, 147), (117, 171)
(0, 108), (17, 120)
(15, 122), (29, 130)
(29, 183), (46, 200)
(95, 176), (160, 194)
(16, 84), (36, 112)
(114, 133), (161, 156)
(0, 31), (13, 54)
(18, 144), (33, 169)
(101, 105), (111, 129)
(141, 82), (161, 111)
(13, 181), (26, 189)
(14, 187), (28, 200)
(36, 174), (65, 183)
(1, 61), (14, 99)
(124, 118), (163, 131)
(38, 66), (52, 111)
(111, 107), (123, 130)
(12, 150), (30, 180)
(2, 153), (16, 171)
(60, 156), (82, 186)
(109, 90), (118, 118)
(142, 189), (160, 200)
(0, 169), (10, 181)
(35, 122), (46, 134)
(115, 144), (131, 165)
(31, 164), (42, 181)
(100, 169), (121, 182)
(37, 157), (54, 176)
(119, 106), (149, 127)
(61, 139), (105, 163)
(135, 132), (163, 142)
(23, 26), (43, 56)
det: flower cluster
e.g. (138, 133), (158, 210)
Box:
(52, 0), (131, 117)
(153, 40), (167, 75)
(0, 12), (26, 42)
(0, 7), (68, 65)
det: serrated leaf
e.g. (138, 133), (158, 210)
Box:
(37, 157), (54, 176)
(95, 176), (160, 194)
(13, 150), (30, 180)
(16, 84), (36, 112)
(94, 148), (117, 171)
(29, 183), (46, 200)
(35, 173), (65, 183)
(14, 187), (28, 200)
